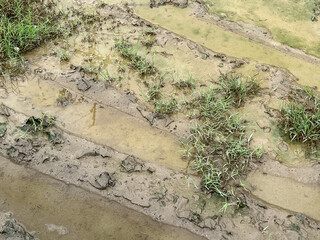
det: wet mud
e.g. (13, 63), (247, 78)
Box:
(0, 0), (320, 239)
(0, 156), (204, 240)
(246, 171), (320, 222)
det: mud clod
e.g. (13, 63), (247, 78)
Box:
(150, 0), (188, 8)
(0, 212), (38, 240)
(176, 210), (190, 219)
(77, 150), (111, 159)
(199, 218), (217, 229)
(42, 154), (58, 164)
(6, 140), (35, 164)
(0, 123), (7, 138)
(175, 197), (189, 209)
(46, 129), (64, 145)
(137, 107), (155, 125)
(121, 155), (145, 173)
(147, 167), (156, 173)
(56, 89), (73, 107)
(77, 79), (91, 91)
(90, 172), (116, 190)
(189, 211), (202, 223)
(0, 105), (10, 117)
(43, 72), (56, 81)
(21, 115), (55, 135)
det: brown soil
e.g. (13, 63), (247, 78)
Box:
(0, 0), (319, 240)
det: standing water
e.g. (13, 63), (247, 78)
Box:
(0, 156), (204, 240)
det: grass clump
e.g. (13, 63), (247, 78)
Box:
(280, 89), (320, 144)
(146, 80), (162, 101)
(17, 113), (61, 144)
(0, 0), (60, 62)
(185, 117), (261, 198)
(280, 103), (320, 143)
(218, 73), (259, 107)
(144, 74), (179, 115)
(56, 49), (69, 62)
(99, 69), (115, 85)
(172, 73), (197, 89)
(189, 87), (232, 120)
(140, 28), (156, 47)
(115, 38), (155, 75)
(154, 97), (179, 115)
(141, 34), (156, 47)
(184, 86), (262, 198)
(83, 63), (99, 74)
(143, 27), (156, 36)
(19, 113), (55, 135)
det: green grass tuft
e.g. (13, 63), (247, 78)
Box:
(172, 73), (197, 89)
(184, 85), (262, 198)
(56, 49), (69, 62)
(280, 102), (320, 142)
(154, 96), (179, 115)
(189, 87), (232, 120)
(218, 73), (259, 107)
(19, 113), (55, 135)
(0, 0), (60, 61)
(146, 80), (162, 101)
(279, 88), (320, 145)
(184, 117), (262, 198)
(99, 69), (115, 85)
(115, 38), (156, 75)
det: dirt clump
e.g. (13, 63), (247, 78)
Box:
(150, 0), (188, 8)
(0, 212), (38, 240)
(89, 172), (116, 190)
(121, 155), (145, 173)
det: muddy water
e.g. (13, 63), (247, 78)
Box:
(134, 5), (320, 89)
(0, 156), (204, 240)
(202, 0), (320, 58)
(246, 171), (320, 222)
(2, 78), (186, 169)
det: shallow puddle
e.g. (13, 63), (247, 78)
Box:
(134, 5), (320, 89)
(246, 171), (320, 222)
(0, 156), (204, 240)
(1, 78), (186, 169)
(202, 0), (320, 58)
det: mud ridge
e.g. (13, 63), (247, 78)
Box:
(0, 104), (319, 239)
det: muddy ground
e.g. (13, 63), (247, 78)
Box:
(0, 0), (320, 239)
